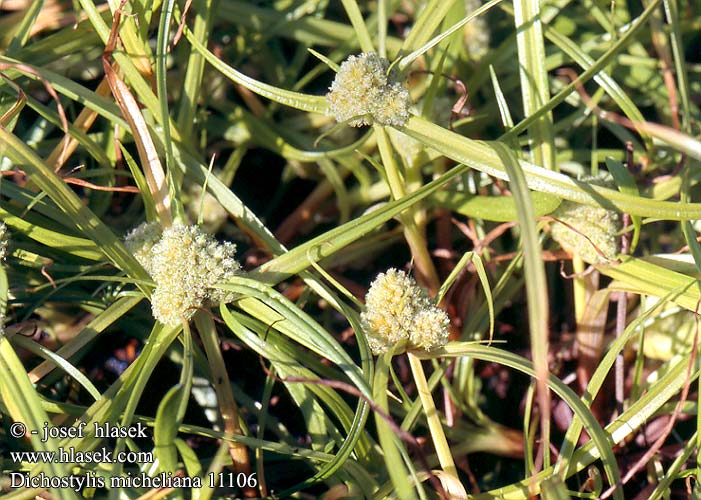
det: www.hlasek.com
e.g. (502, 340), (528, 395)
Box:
(10, 447), (153, 464)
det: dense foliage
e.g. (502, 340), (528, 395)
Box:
(1, 1), (700, 498)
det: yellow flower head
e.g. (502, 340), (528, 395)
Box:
(125, 223), (240, 326)
(409, 308), (450, 351)
(326, 53), (411, 127)
(361, 269), (450, 355)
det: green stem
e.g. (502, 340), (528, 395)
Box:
(374, 353), (416, 500)
(374, 125), (440, 292)
(408, 353), (458, 477)
(194, 313), (252, 477)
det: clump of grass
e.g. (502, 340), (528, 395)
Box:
(0, 0), (700, 499)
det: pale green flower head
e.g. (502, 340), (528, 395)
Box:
(361, 268), (450, 355)
(125, 223), (241, 326)
(409, 308), (450, 351)
(124, 221), (162, 273)
(550, 177), (621, 264)
(326, 53), (411, 127)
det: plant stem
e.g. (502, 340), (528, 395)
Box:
(375, 125), (440, 293)
(572, 256), (586, 322)
(408, 352), (458, 478)
(375, 353), (417, 500)
(194, 314), (253, 486)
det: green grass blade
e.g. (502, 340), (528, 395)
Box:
(663, 0), (691, 132)
(400, 115), (701, 219)
(0, 127), (149, 283)
(490, 64), (515, 130)
(492, 142), (552, 467)
(419, 343), (623, 499)
(155, 0), (184, 221)
(431, 190), (560, 221)
(542, 23), (650, 146)
(605, 157), (641, 251)
(423, 336), (691, 500)
(6, 0), (45, 53)
(257, 160), (472, 281)
(513, 0), (554, 170)
(220, 305), (375, 496)
(373, 353), (417, 500)
(555, 289), (676, 478)
(0, 55), (127, 128)
(436, 251), (473, 305)
(501, 0), (662, 143)
(185, 27), (327, 114)
(599, 256), (700, 312)
(176, 0), (219, 137)
(398, 0), (502, 72)
(470, 253), (495, 343)
(0, 335), (80, 500)
(219, 278), (368, 393)
(8, 335), (102, 401)
(28, 296), (142, 382)
(218, 2), (402, 53)
(0, 205), (103, 261)
(340, 0), (375, 53)
(154, 385), (184, 473)
(400, 0), (458, 54)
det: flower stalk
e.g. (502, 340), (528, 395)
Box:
(362, 269), (458, 487)
(408, 353), (458, 477)
(375, 126), (440, 292)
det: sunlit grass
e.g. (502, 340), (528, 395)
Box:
(0, 1), (700, 499)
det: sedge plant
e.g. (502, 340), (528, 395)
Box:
(0, 1), (700, 499)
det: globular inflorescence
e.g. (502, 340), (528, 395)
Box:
(124, 221), (161, 273)
(326, 53), (411, 127)
(360, 268), (450, 355)
(550, 177), (621, 264)
(125, 223), (240, 326)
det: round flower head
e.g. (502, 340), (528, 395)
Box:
(409, 308), (450, 351)
(126, 223), (241, 326)
(360, 269), (450, 355)
(326, 53), (411, 127)
(550, 177), (621, 264)
(373, 82), (411, 127)
(124, 221), (162, 273)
